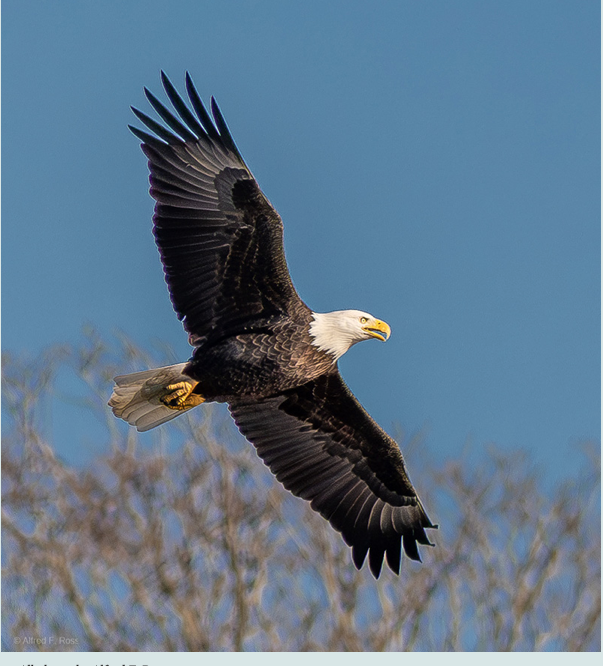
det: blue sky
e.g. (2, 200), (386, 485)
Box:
(2, 1), (600, 480)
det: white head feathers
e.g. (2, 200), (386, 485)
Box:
(309, 310), (391, 360)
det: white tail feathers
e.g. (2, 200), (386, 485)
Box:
(109, 363), (200, 432)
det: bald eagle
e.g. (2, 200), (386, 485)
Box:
(109, 73), (436, 578)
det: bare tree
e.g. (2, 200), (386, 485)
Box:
(2, 332), (600, 651)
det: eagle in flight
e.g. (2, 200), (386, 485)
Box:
(109, 73), (436, 578)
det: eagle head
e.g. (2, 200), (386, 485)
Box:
(309, 310), (391, 360)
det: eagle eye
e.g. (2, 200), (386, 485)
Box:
(360, 317), (368, 324)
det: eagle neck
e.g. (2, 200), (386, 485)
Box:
(308, 311), (356, 361)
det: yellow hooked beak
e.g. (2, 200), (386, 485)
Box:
(362, 318), (391, 342)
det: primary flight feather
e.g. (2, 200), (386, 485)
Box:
(109, 72), (436, 578)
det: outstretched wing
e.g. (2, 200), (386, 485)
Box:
(229, 371), (436, 578)
(130, 72), (303, 344)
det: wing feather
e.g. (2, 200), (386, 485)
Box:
(143, 87), (199, 143)
(185, 72), (222, 143)
(130, 73), (304, 343)
(229, 371), (436, 578)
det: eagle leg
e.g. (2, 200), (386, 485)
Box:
(161, 381), (205, 410)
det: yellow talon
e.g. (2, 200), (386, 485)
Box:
(161, 381), (205, 410)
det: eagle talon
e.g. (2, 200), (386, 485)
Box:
(161, 381), (204, 410)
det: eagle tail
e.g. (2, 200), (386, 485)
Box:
(109, 363), (203, 432)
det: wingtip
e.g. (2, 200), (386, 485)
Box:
(160, 70), (176, 93)
(130, 105), (147, 122)
(128, 124), (169, 148)
(369, 553), (383, 580)
(160, 70), (172, 92)
(403, 533), (423, 562)
(185, 71), (198, 97)
(368, 548), (385, 579)
(352, 542), (369, 571)
(385, 539), (402, 575)
(143, 87), (158, 107)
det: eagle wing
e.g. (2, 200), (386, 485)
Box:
(130, 72), (303, 344)
(229, 370), (436, 578)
